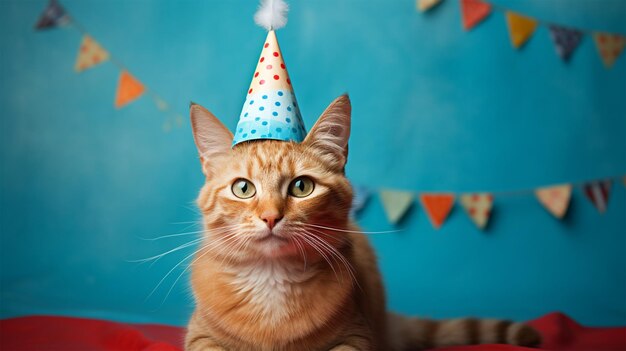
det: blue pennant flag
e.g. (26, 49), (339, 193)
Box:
(35, 0), (69, 30)
(549, 25), (583, 61)
(350, 185), (371, 218)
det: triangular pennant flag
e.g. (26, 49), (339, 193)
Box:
(417, 0), (442, 12)
(535, 184), (572, 219)
(460, 0), (491, 31)
(162, 120), (172, 133)
(350, 185), (371, 218)
(379, 190), (414, 224)
(549, 25), (583, 61)
(34, 0), (69, 30)
(154, 96), (169, 111)
(75, 35), (110, 72)
(459, 193), (493, 230)
(583, 180), (612, 213)
(594, 33), (626, 68)
(115, 70), (145, 108)
(420, 193), (455, 229)
(506, 11), (537, 49)
(174, 114), (184, 127)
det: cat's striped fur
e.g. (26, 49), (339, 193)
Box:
(186, 95), (541, 350)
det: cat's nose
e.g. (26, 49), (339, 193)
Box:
(260, 211), (283, 230)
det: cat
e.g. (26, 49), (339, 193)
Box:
(185, 94), (542, 350)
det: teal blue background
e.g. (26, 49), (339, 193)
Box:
(1, 0), (625, 327)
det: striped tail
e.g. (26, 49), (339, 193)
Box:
(387, 313), (542, 350)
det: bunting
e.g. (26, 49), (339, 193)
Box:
(379, 190), (414, 224)
(549, 25), (583, 61)
(115, 71), (145, 108)
(75, 35), (109, 72)
(418, 0), (625, 69)
(506, 11), (537, 49)
(594, 33), (626, 68)
(460, 0), (491, 31)
(34, 0), (68, 30)
(535, 184), (572, 219)
(420, 194), (455, 229)
(350, 185), (371, 218)
(34, 0), (183, 132)
(417, 0), (442, 12)
(583, 180), (612, 214)
(355, 174), (623, 231)
(459, 193), (493, 230)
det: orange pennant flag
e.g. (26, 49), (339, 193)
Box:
(460, 0), (491, 31)
(459, 193), (493, 230)
(506, 11), (537, 49)
(115, 70), (145, 108)
(75, 35), (109, 72)
(420, 193), (455, 229)
(594, 33), (626, 68)
(417, 0), (442, 12)
(535, 184), (572, 219)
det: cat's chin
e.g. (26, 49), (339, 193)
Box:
(254, 236), (299, 259)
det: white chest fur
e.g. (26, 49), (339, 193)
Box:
(228, 261), (316, 324)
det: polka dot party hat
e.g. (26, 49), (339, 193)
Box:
(232, 0), (306, 147)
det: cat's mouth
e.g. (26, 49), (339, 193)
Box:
(256, 233), (288, 243)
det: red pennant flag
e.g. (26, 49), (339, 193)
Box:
(594, 33), (626, 68)
(420, 194), (455, 229)
(460, 0), (491, 31)
(583, 180), (612, 214)
(115, 70), (145, 108)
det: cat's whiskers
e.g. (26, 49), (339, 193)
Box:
(225, 235), (255, 269)
(291, 224), (360, 289)
(164, 233), (253, 305)
(147, 229), (242, 304)
(129, 237), (204, 265)
(289, 235), (308, 271)
(215, 233), (252, 270)
(139, 230), (204, 242)
(301, 227), (361, 290)
(301, 222), (402, 235)
(140, 223), (239, 242)
(130, 224), (241, 266)
(292, 229), (340, 282)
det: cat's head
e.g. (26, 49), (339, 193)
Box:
(190, 95), (353, 261)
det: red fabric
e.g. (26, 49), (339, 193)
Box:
(1, 312), (625, 350)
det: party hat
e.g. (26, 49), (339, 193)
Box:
(232, 0), (306, 147)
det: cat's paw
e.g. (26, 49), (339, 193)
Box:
(511, 323), (542, 348)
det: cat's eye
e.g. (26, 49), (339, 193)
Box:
(231, 179), (256, 199)
(288, 177), (315, 198)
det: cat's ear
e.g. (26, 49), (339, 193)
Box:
(190, 103), (233, 176)
(304, 94), (351, 170)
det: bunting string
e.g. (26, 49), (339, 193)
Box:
(418, 0), (626, 68)
(35, 0), (184, 132)
(353, 174), (626, 231)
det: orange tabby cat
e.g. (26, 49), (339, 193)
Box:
(186, 95), (541, 350)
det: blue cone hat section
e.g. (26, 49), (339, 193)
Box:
(232, 30), (306, 147)
(234, 90), (306, 145)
